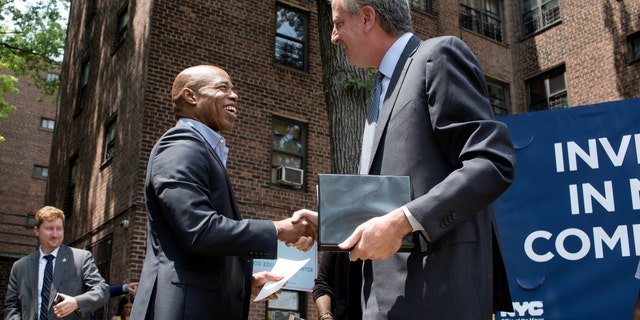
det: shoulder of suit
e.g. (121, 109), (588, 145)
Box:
(14, 251), (39, 265)
(425, 35), (461, 43)
(415, 35), (470, 57)
(63, 245), (93, 258)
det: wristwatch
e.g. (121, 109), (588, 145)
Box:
(319, 311), (334, 320)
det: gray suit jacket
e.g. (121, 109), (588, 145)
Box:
(363, 35), (516, 319)
(3, 245), (109, 320)
(131, 121), (278, 320)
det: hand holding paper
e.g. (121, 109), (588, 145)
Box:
(253, 258), (311, 302)
(251, 271), (284, 301)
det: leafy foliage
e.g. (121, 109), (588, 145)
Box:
(0, 0), (68, 140)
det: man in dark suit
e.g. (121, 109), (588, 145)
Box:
(3, 206), (109, 320)
(315, 0), (517, 318)
(130, 65), (316, 320)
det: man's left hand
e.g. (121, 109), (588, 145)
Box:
(52, 293), (79, 318)
(251, 271), (284, 300)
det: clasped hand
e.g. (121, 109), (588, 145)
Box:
(290, 208), (412, 261)
(276, 209), (318, 252)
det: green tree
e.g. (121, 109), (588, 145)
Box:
(0, 0), (68, 141)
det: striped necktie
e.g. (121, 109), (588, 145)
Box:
(359, 71), (384, 174)
(40, 254), (54, 320)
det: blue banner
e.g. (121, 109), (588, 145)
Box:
(494, 98), (640, 319)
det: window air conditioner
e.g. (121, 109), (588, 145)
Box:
(273, 166), (304, 187)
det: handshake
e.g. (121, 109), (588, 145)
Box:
(274, 209), (318, 252)
(252, 209), (318, 300)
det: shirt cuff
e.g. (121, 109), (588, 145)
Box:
(401, 206), (431, 242)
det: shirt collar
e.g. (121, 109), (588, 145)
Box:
(178, 118), (229, 167)
(378, 32), (414, 79)
(40, 247), (60, 260)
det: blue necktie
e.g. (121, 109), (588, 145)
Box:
(359, 71), (384, 174)
(40, 254), (54, 320)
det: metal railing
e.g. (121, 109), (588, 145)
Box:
(523, 0), (561, 35)
(459, 4), (503, 43)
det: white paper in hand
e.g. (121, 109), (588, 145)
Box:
(253, 257), (310, 302)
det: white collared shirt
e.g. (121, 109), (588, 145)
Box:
(376, 32), (414, 99)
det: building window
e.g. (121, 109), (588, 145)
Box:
(40, 118), (55, 131)
(522, 0), (561, 36)
(266, 290), (305, 319)
(76, 59), (90, 116)
(526, 65), (567, 112)
(410, 0), (432, 13)
(26, 215), (35, 228)
(103, 118), (117, 163)
(271, 117), (306, 190)
(275, 3), (309, 71)
(65, 157), (78, 217)
(628, 31), (640, 63)
(114, 4), (129, 51)
(460, 0), (504, 42)
(33, 166), (48, 179)
(486, 77), (509, 116)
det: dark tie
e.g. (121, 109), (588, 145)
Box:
(40, 254), (54, 320)
(359, 71), (384, 174)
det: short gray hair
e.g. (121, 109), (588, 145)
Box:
(337, 0), (413, 37)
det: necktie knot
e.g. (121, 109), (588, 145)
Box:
(44, 255), (54, 262)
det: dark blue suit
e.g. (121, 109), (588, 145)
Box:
(131, 121), (278, 320)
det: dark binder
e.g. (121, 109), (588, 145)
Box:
(317, 174), (414, 252)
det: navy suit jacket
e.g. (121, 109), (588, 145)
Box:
(3, 245), (109, 320)
(362, 35), (516, 319)
(131, 121), (278, 320)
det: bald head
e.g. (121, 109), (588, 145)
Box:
(172, 65), (227, 104)
(170, 65), (239, 132)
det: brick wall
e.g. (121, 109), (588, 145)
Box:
(34, 1), (640, 320)
(0, 72), (54, 253)
(0, 71), (55, 304)
(510, 0), (640, 112)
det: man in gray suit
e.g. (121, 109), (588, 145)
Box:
(130, 65), (315, 320)
(311, 0), (517, 318)
(3, 206), (109, 320)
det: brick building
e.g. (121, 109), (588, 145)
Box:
(0, 72), (58, 303)
(1, 0), (637, 319)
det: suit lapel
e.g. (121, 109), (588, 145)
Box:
(189, 124), (243, 220)
(28, 251), (40, 311)
(371, 35), (422, 163)
(50, 245), (70, 305)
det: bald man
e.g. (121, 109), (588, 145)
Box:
(131, 65), (315, 320)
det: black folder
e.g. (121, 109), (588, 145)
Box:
(317, 174), (414, 251)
